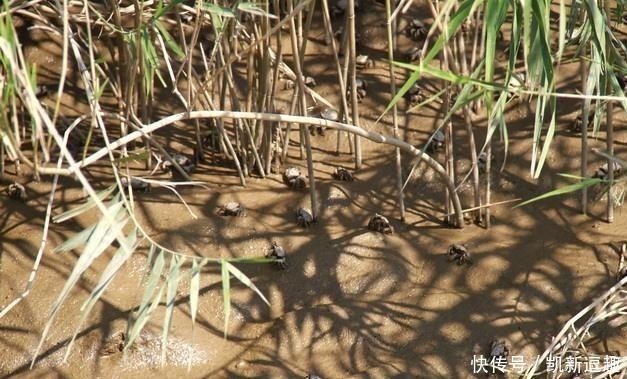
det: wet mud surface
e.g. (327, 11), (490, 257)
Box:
(1, 1), (627, 378)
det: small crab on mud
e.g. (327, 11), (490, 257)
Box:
(368, 213), (394, 234)
(347, 77), (368, 102)
(405, 83), (423, 105)
(489, 339), (510, 359)
(163, 153), (195, 175)
(266, 242), (287, 269)
(312, 107), (339, 135)
(428, 129), (445, 153)
(592, 161), (623, 181)
(447, 244), (472, 265)
(333, 166), (354, 182)
(355, 54), (374, 69)
(120, 176), (151, 193)
(406, 19), (428, 40)
(283, 167), (307, 189)
(7, 182), (26, 201)
(295, 207), (314, 227)
(219, 201), (246, 217)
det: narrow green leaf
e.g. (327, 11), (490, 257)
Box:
(515, 178), (603, 207)
(115, 150), (151, 164)
(221, 259), (231, 339)
(152, 0), (185, 20)
(63, 227), (139, 362)
(126, 249), (166, 349)
(237, 2), (278, 19)
(162, 254), (184, 365)
(126, 285), (165, 350)
(154, 21), (185, 59)
(53, 185), (116, 223)
(203, 3), (236, 18)
(187, 257), (208, 370)
(533, 96), (557, 178)
(32, 201), (127, 366)
(423, 0), (477, 64)
(225, 261), (270, 306)
(53, 221), (99, 253)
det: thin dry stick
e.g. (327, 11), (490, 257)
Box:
(581, 49), (589, 214)
(287, 0), (319, 219)
(456, 17), (481, 222)
(189, 0), (313, 109)
(320, 0), (352, 154)
(484, 137), (492, 228)
(385, 0), (405, 221)
(606, 99), (614, 222)
(347, 0), (361, 169)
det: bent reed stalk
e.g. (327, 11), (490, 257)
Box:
(61, 110), (465, 227)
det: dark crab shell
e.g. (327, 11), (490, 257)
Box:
(427, 129), (445, 153)
(489, 340), (510, 358)
(266, 242), (287, 269)
(333, 167), (354, 181)
(593, 161), (623, 180)
(406, 19), (428, 40)
(284, 166), (301, 180)
(405, 83), (423, 104)
(7, 182), (26, 201)
(296, 207), (314, 227)
(320, 108), (339, 122)
(164, 153), (195, 175)
(120, 177), (151, 193)
(368, 213), (394, 234)
(220, 201), (246, 216)
(355, 54), (374, 68)
(284, 167), (307, 189)
(447, 244), (472, 265)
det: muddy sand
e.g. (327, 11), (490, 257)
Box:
(1, 2), (626, 378)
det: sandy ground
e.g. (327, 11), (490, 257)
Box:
(1, 1), (626, 378)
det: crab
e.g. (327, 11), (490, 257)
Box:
(284, 167), (307, 189)
(406, 19), (428, 40)
(284, 76), (316, 89)
(405, 83), (423, 105)
(120, 176), (151, 193)
(296, 207), (314, 227)
(219, 201), (246, 217)
(7, 182), (26, 201)
(569, 113), (594, 133)
(347, 77), (368, 102)
(320, 107), (339, 122)
(333, 166), (354, 181)
(331, 0), (359, 18)
(489, 339), (510, 359)
(266, 242), (287, 269)
(477, 151), (494, 173)
(356, 54), (374, 69)
(310, 107), (339, 136)
(163, 153), (195, 175)
(593, 161), (623, 181)
(447, 244), (472, 265)
(428, 129), (445, 153)
(368, 213), (394, 234)
(296, 207), (314, 228)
